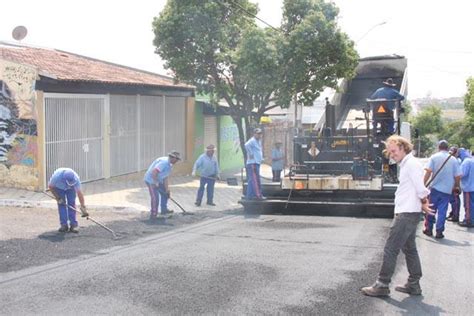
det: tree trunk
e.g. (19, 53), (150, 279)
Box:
(233, 115), (247, 162)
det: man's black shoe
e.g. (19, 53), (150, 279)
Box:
(58, 225), (68, 233)
(207, 202), (216, 206)
(435, 231), (444, 239)
(422, 229), (432, 237)
(447, 217), (459, 222)
(194, 201), (201, 206)
(69, 226), (79, 233)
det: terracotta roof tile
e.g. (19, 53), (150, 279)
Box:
(0, 42), (192, 89)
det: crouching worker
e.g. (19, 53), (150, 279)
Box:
(361, 135), (434, 297)
(48, 168), (88, 233)
(144, 151), (181, 219)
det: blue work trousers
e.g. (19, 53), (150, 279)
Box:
(463, 191), (473, 223)
(424, 188), (450, 233)
(146, 182), (169, 215)
(56, 188), (78, 227)
(449, 193), (461, 219)
(246, 163), (263, 199)
(196, 177), (215, 203)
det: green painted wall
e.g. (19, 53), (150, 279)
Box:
(218, 115), (244, 173)
(193, 102), (205, 161)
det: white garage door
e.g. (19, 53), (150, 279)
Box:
(44, 94), (104, 184)
(110, 95), (186, 174)
(110, 95), (139, 176)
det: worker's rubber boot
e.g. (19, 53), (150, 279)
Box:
(58, 225), (68, 233)
(361, 281), (390, 297)
(395, 282), (422, 295)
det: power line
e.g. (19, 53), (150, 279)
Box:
(216, 0), (280, 32)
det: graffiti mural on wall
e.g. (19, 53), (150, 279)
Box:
(0, 61), (37, 165)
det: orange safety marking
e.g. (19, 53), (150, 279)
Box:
(377, 104), (387, 113)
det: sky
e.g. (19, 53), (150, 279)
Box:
(1, 0), (473, 99)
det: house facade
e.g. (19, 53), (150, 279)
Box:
(0, 42), (195, 190)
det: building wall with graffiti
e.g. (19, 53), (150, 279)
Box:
(0, 60), (39, 190)
(218, 115), (244, 173)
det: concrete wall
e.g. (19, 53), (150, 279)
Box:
(0, 60), (40, 190)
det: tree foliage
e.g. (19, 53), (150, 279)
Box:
(411, 105), (443, 135)
(410, 105), (443, 155)
(411, 78), (474, 155)
(152, 0), (358, 155)
(464, 77), (474, 134)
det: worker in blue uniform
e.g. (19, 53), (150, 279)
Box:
(423, 140), (462, 238)
(48, 168), (88, 233)
(144, 151), (181, 219)
(458, 148), (474, 227)
(192, 144), (220, 206)
(271, 141), (284, 182)
(369, 78), (405, 134)
(447, 147), (461, 222)
(245, 128), (264, 200)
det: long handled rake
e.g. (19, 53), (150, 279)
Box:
(169, 197), (194, 215)
(43, 192), (122, 239)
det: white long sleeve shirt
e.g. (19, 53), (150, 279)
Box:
(394, 153), (430, 214)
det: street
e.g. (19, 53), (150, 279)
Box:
(1, 207), (473, 315)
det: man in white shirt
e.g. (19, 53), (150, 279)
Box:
(361, 135), (434, 297)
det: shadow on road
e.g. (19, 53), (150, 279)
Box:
(385, 296), (445, 315)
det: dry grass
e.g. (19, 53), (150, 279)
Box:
(442, 109), (466, 121)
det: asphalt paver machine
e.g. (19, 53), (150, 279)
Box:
(239, 55), (408, 217)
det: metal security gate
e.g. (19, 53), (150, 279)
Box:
(44, 94), (104, 184)
(110, 95), (139, 176)
(110, 95), (186, 174)
(139, 96), (165, 170)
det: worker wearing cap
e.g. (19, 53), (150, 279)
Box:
(369, 78), (405, 134)
(192, 144), (220, 206)
(458, 148), (474, 227)
(245, 128), (264, 200)
(423, 140), (462, 238)
(144, 151), (180, 219)
(48, 168), (88, 233)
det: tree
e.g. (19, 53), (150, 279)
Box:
(464, 77), (474, 141)
(410, 105), (443, 155)
(411, 105), (443, 136)
(152, 0), (358, 155)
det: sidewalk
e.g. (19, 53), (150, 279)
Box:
(0, 172), (244, 214)
(0, 164), (278, 213)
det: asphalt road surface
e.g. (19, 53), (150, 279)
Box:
(1, 207), (473, 315)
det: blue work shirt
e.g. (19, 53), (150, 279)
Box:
(426, 151), (462, 194)
(460, 157), (474, 192)
(271, 148), (284, 171)
(245, 137), (263, 165)
(193, 153), (219, 177)
(370, 87), (405, 110)
(144, 156), (172, 185)
(48, 168), (81, 191)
